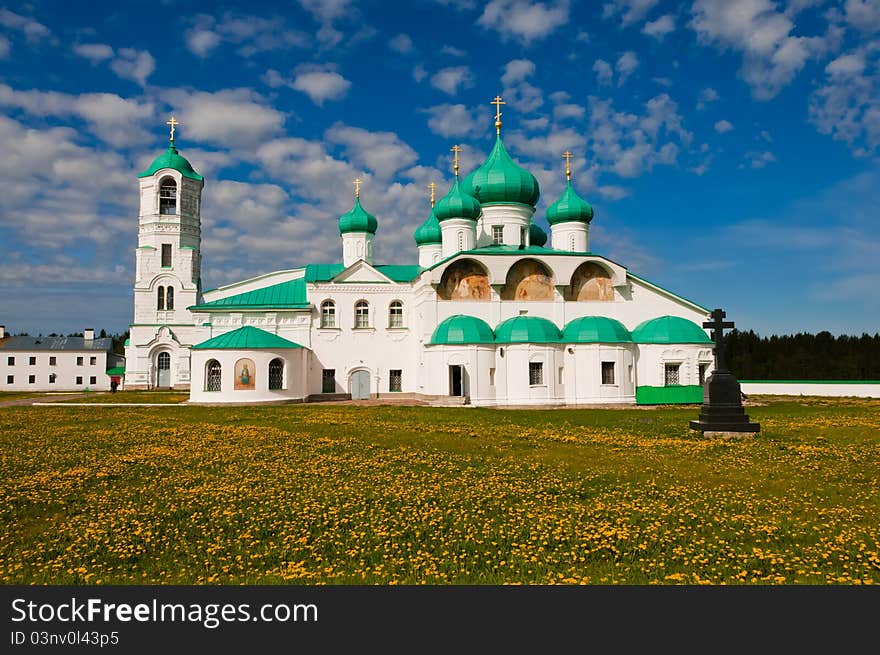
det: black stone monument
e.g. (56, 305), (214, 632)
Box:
(690, 308), (760, 434)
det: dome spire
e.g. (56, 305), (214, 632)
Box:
(451, 144), (462, 177)
(166, 115), (180, 144)
(563, 150), (573, 182)
(491, 95), (505, 135)
(353, 176), (361, 199)
(428, 181), (436, 207)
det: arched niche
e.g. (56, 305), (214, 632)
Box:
(500, 258), (554, 301)
(438, 259), (490, 301)
(566, 262), (614, 301)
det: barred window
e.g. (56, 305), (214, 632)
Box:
(388, 301), (404, 328)
(268, 358), (284, 390)
(159, 178), (177, 215)
(492, 225), (504, 244)
(206, 359), (222, 392)
(664, 363), (680, 386)
(529, 362), (543, 386)
(320, 300), (336, 328)
(601, 361), (615, 385)
(322, 369), (336, 393)
(354, 300), (369, 328)
(389, 369), (402, 392)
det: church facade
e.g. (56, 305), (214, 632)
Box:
(125, 108), (715, 406)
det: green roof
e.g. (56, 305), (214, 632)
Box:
(303, 263), (346, 282)
(430, 315), (495, 345)
(138, 143), (203, 181)
(529, 222), (548, 247)
(547, 181), (593, 225)
(123, 338), (130, 346)
(562, 316), (632, 343)
(338, 197), (378, 234)
(190, 278), (309, 311)
(303, 263), (421, 283)
(434, 177), (481, 222)
(632, 316), (712, 344)
(193, 326), (303, 350)
(494, 316), (561, 344)
(414, 212), (443, 245)
(105, 366), (125, 376)
(462, 135), (540, 207)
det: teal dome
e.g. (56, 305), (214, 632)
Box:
(494, 316), (560, 344)
(632, 316), (712, 344)
(414, 211), (442, 245)
(433, 178), (481, 222)
(138, 143), (203, 181)
(529, 222), (548, 247)
(462, 136), (540, 207)
(547, 182), (593, 225)
(338, 197), (378, 235)
(562, 316), (632, 343)
(430, 315), (494, 345)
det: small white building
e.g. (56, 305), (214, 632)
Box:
(125, 111), (716, 405)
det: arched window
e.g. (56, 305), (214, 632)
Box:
(569, 234), (576, 252)
(205, 359), (222, 392)
(268, 358), (284, 390)
(388, 301), (404, 328)
(320, 300), (336, 328)
(457, 231), (464, 252)
(354, 300), (370, 328)
(157, 286), (165, 310)
(159, 178), (177, 215)
(166, 286), (174, 310)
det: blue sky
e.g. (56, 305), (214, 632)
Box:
(0, 0), (878, 336)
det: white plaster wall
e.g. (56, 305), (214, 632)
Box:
(563, 344), (636, 403)
(739, 382), (880, 398)
(440, 218), (477, 257)
(342, 232), (374, 267)
(635, 345), (714, 388)
(417, 244), (443, 268)
(190, 348), (307, 403)
(475, 204), (534, 247)
(496, 344), (565, 405)
(550, 223), (589, 252)
(1, 351), (112, 391)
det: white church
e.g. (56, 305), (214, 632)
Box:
(125, 104), (715, 406)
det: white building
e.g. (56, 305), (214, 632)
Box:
(126, 111), (715, 405)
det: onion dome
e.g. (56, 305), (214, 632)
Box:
(562, 317), (632, 343)
(632, 316), (712, 344)
(529, 222), (548, 247)
(430, 315), (495, 345)
(461, 135), (540, 207)
(138, 143), (203, 181)
(414, 211), (442, 245)
(494, 316), (560, 344)
(546, 181), (593, 225)
(433, 178), (481, 222)
(338, 197), (378, 235)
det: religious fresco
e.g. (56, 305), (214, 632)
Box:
(566, 262), (614, 301)
(438, 259), (491, 300)
(500, 259), (555, 301)
(234, 358), (255, 390)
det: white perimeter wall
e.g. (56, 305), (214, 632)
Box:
(740, 382), (880, 398)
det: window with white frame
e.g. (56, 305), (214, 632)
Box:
(268, 358), (284, 390)
(389, 369), (402, 392)
(159, 178), (177, 215)
(76, 356), (83, 366)
(492, 225), (504, 243)
(76, 376), (83, 385)
(49, 373), (56, 384)
(89, 356), (97, 366)
(89, 376), (97, 385)
(28, 374), (35, 384)
(161, 243), (172, 268)
(157, 286), (165, 310)
(320, 300), (336, 328)
(354, 300), (370, 328)
(166, 286), (174, 310)
(529, 362), (544, 386)
(29, 356), (36, 365)
(205, 360), (222, 392)
(6, 375), (12, 384)
(601, 361), (616, 385)
(664, 363), (681, 386)
(388, 301), (404, 328)
(6, 356), (13, 366)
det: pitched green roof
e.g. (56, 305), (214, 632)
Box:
(462, 135), (540, 207)
(414, 212), (443, 245)
(494, 316), (561, 344)
(303, 263), (346, 282)
(562, 316), (632, 343)
(138, 143), (203, 181)
(632, 316), (712, 344)
(547, 181), (593, 225)
(304, 263), (421, 283)
(338, 197), (378, 234)
(434, 177), (481, 222)
(193, 326), (303, 350)
(430, 315), (495, 345)
(529, 222), (548, 247)
(190, 278), (309, 311)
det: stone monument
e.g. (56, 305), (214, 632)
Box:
(690, 308), (760, 436)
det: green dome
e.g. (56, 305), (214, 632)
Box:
(562, 316), (632, 343)
(529, 222), (548, 247)
(414, 211), (442, 245)
(632, 316), (712, 344)
(430, 315), (494, 345)
(494, 316), (560, 344)
(433, 178), (481, 222)
(338, 197), (378, 235)
(547, 182), (593, 225)
(462, 135), (540, 207)
(138, 143), (203, 181)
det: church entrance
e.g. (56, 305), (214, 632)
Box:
(350, 370), (370, 400)
(449, 365), (465, 397)
(156, 351), (171, 388)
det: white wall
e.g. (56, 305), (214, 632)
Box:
(740, 382), (880, 398)
(636, 345), (714, 388)
(190, 348), (307, 403)
(1, 351), (112, 391)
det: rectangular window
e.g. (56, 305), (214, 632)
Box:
(76, 356), (83, 366)
(28, 375), (35, 384)
(89, 376), (97, 385)
(529, 362), (543, 386)
(76, 376), (83, 385)
(354, 305), (369, 328)
(6, 375), (12, 384)
(7, 356), (13, 366)
(520, 226), (527, 246)
(601, 361), (616, 385)
(489, 367), (495, 386)
(161, 243), (172, 267)
(49, 373), (56, 384)
(558, 367), (564, 385)
(49, 356), (56, 366)
(322, 369), (336, 394)
(389, 369), (402, 392)
(29, 356), (36, 365)
(699, 363), (709, 385)
(664, 363), (680, 386)
(89, 356), (97, 366)
(492, 225), (504, 244)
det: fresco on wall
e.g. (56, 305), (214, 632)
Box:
(567, 262), (614, 301)
(234, 358), (256, 390)
(500, 259), (555, 301)
(438, 259), (491, 300)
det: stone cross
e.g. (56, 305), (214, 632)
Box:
(166, 115), (179, 141)
(704, 308), (734, 373)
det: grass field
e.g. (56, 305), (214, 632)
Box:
(1, 397), (878, 585)
(56, 390), (190, 404)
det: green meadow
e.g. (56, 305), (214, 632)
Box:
(1, 396), (878, 585)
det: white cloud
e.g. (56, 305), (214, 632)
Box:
(0, 35), (9, 59)
(554, 103), (585, 120)
(325, 123), (419, 180)
(109, 48), (156, 87)
(297, 0), (355, 48)
(389, 33), (414, 54)
(745, 150), (776, 168)
(825, 52), (866, 77)
(441, 45), (467, 57)
(602, 0), (659, 26)
(844, 0), (880, 33)
(478, 0), (570, 44)
(714, 119), (734, 133)
(72, 42), (114, 64)
(423, 103), (485, 138)
(593, 59), (613, 85)
(616, 51), (639, 86)
(291, 64), (352, 105)
(697, 86), (719, 110)
(0, 8), (51, 41)
(184, 13), (310, 59)
(501, 59), (543, 113)
(642, 14), (675, 39)
(186, 29), (222, 58)
(413, 65), (428, 82)
(430, 66), (475, 95)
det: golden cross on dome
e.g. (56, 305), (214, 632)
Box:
(451, 144), (462, 176)
(429, 181), (436, 207)
(563, 150), (573, 181)
(353, 177), (361, 198)
(166, 115), (179, 142)
(491, 95), (505, 134)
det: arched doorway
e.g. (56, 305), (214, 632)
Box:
(350, 370), (370, 400)
(156, 351), (171, 388)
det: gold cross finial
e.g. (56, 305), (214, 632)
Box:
(354, 177), (361, 198)
(166, 115), (179, 142)
(491, 95), (505, 134)
(563, 151), (573, 181)
(429, 181), (437, 207)
(451, 144), (462, 177)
